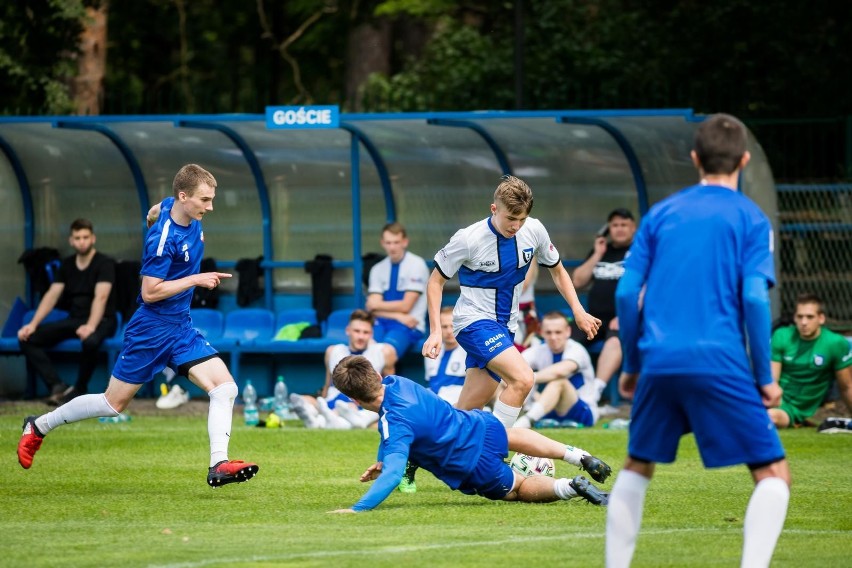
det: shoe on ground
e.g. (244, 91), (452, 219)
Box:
(818, 416), (852, 434)
(207, 459), (259, 488)
(18, 415), (45, 469)
(46, 384), (73, 406)
(156, 385), (190, 409)
(570, 475), (609, 506)
(59, 386), (82, 405)
(580, 454), (612, 483)
(397, 475), (417, 494)
(597, 404), (621, 417)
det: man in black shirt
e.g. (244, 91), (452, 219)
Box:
(18, 219), (116, 404)
(571, 208), (636, 404)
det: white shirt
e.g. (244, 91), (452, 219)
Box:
(326, 342), (386, 400)
(435, 216), (559, 334)
(368, 251), (430, 333)
(522, 339), (594, 389)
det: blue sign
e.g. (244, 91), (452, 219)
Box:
(265, 105), (340, 129)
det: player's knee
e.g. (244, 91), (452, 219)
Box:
(209, 381), (238, 401)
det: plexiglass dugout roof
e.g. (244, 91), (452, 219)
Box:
(0, 109), (778, 322)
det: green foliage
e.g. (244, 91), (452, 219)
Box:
(1, 404), (851, 566)
(0, 0), (87, 115)
(362, 17), (516, 111)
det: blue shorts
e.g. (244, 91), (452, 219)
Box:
(457, 320), (516, 383)
(628, 373), (786, 468)
(375, 318), (424, 357)
(112, 309), (218, 385)
(457, 412), (516, 500)
(542, 399), (595, 427)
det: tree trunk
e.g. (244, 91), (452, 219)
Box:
(345, 19), (392, 111)
(72, 4), (108, 116)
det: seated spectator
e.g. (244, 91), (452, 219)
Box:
(571, 208), (637, 403)
(423, 306), (468, 405)
(289, 309), (395, 429)
(769, 293), (852, 428)
(514, 311), (598, 428)
(515, 261), (540, 347)
(365, 222), (430, 368)
(17, 219), (117, 405)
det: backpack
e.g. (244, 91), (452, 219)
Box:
(191, 257), (220, 308)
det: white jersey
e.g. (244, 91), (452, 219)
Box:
(522, 339), (594, 389)
(435, 216), (560, 334)
(326, 342), (386, 400)
(424, 345), (467, 387)
(368, 251), (429, 333)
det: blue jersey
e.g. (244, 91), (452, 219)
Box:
(623, 183), (775, 377)
(138, 197), (205, 320)
(378, 375), (489, 489)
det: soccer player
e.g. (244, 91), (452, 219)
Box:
(365, 222), (430, 368)
(327, 355), (612, 513)
(423, 175), (601, 429)
(17, 164), (259, 488)
(605, 114), (790, 568)
(513, 311), (598, 428)
(17, 218), (117, 405)
(769, 293), (852, 428)
(289, 309), (392, 430)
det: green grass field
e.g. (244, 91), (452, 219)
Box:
(2, 402), (850, 568)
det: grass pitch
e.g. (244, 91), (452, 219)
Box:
(2, 402), (850, 567)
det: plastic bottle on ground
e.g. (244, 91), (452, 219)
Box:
(242, 380), (259, 427)
(603, 418), (630, 430)
(98, 413), (131, 424)
(273, 375), (292, 419)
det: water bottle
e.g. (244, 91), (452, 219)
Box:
(242, 380), (259, 427)
(98, 413), (131, 424)
(603, 418), (630, 430)
(273, 375), (290, 418)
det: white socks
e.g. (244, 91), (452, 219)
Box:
(606, 469), (650, 568)
(554, 477), (578, 500)
(335, 401), (378, 428)
(492, 400), (522, 429)
(593, 378), (608, 403)
(563, 444), (589, 467)
(317, 397), (352, 429)
(36, 393), (119, 434)
(742, 477), (789, 568)
(208, 382), (237, 467)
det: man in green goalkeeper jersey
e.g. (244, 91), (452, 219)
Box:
(769, 293), (852, 427)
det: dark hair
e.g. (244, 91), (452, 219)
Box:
(173, 164), (217, 198)
(693, 113), (747, 175)
(331, 355), (382, 403)
(349, 309), (374, 326)
(69, 218), (94, 234)
(607, 208), (634, 222)
(795, 292), (824, 315)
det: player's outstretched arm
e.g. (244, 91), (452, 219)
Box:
(423, 269), (448, 359)
(348, 452), (408, 512)
(548, 263), (601, 340)
(140, 272), (232, 304)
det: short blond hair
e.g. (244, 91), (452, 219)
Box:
(494, 175), (534, 215)
(173, 164), (217, 198)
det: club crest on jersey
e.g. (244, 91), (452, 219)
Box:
(813, 354), (824, 367)
(522, 247), (533, 264)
